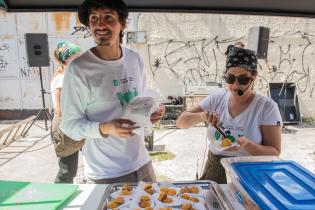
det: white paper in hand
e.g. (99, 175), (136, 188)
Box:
(123, 89), (160, 136)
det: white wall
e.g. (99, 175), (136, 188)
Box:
(138, 13), (315, 117)
(0, 12), (94, 112)
(0, 11), (315, 117)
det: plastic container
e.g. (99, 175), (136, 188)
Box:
(221, 156), (315, 210)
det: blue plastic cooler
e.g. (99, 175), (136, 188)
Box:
(231, 161), (315, 210)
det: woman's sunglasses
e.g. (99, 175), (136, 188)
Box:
(223, 74), (252, 85)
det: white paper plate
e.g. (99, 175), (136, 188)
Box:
(215, 141), (240, 152)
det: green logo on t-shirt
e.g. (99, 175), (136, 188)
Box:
(113, 80), (119, 86)
(117, 88), (138, 106)
(214, 131), (236, 142)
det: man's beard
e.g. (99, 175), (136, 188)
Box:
(95, 38), (110, 46)
(93, 30), (111, 46)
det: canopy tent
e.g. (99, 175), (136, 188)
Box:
(1, 0), (315, 18)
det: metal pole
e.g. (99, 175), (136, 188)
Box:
(38, 67), (48, 130)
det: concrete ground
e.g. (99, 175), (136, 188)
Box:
(0, 121), (314, 183)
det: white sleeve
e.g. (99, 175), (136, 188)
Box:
(59, 67), (103, 141)
(54, 74), (64, 89)
(199, 94), (212, 111)
(260, 100), (283, 126)
(139, 55), (147, 93)
(199, 91), (226, 112)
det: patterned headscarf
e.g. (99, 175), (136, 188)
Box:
(55, 41), (81, 64)
(225, 45), (257, 74)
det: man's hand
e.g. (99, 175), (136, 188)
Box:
(99, 119), (139, 138)
(150, 104), (166, 124)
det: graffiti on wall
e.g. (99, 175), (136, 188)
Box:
(148, 32), (315, 97)
(19, 57), (40, 77)
(71, 26), (91, 38)
(0, 96), (14, 103)
(0, 55), (8, 71)
(0, 44), (9, 71)
(148, 36), (242, 85)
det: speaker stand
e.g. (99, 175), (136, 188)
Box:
(23, 67), (51, 137)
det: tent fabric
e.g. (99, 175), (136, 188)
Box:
(2, 0), (315, 18)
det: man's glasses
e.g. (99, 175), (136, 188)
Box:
(223, 74), (252, 85)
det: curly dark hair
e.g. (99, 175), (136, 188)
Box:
(78, 0), (129, 43)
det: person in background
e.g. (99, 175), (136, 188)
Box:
(234, 41), (245, 48)
(60, 0), (165, 184)
(51, 41), (84, 183)
(176, 46), (282, 183)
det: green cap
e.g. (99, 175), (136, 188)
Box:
(55, 41), (81, 64)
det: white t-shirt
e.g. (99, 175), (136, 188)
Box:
(60, 47), (151, 179)
(199, 90), (282, 156)
(50, 73), (64, 108)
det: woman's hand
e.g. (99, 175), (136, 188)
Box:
(99, 119), (139, 138)
(150, 104), (166, 124)
(227, 136), (251, 152)
(227, 131), (281, 156)
(202, 111), (220, 126)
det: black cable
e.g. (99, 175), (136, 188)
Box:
(198, 130), (208, 179)
(198, 87), (228, 179)
(153, 129), (178, 143)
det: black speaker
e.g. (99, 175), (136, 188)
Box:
(269, 82), (301, 125)
(248, 26), (270, 59)
(25, 33), (50, 67)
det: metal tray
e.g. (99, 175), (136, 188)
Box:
(99, 180), (233, 210)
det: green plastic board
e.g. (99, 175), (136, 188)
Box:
(0, 180), (78, 210)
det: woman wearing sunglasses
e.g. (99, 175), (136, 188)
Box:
(176, 46), (282, 184)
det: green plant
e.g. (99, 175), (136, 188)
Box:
(149, 151), (176, 161)
(153, 121), (163, 131)
(302, 116), (315, 125)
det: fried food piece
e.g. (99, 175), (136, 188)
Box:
(107, 200), (119, 209)
(158, 192), (167, 201)
(189, 197), (199, 203)
(140, 195), (150, 201)
(120, 189), (132, 196)
(144, 208), (153, 210)
(180, 193), (190, 200)
(181, 203), (196, 210)
(144, 183), (152, 190)
(122, 184), (132, 191)
(181, 203), (192, 210)
(114, 197), (124, 204)
(163, 197), (173, 203)
(107, 196), (125, 209)
(180, 186), (190, 194)
(189, 186), (199, 194)
(160, 186), (176, 196)
(167, 188), (177, 196)
(221, 138), (232, 147)
(158, 208), (172, 210)
(138, 195), (151, 208)
(159, 186), (168, 193)
(145, 187), (155, 195)
(139, 200), (151, 208)
(143, 183), (155, 195)
(158, 192), (173, 203)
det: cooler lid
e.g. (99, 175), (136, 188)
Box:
(232, 160), (315, 210)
